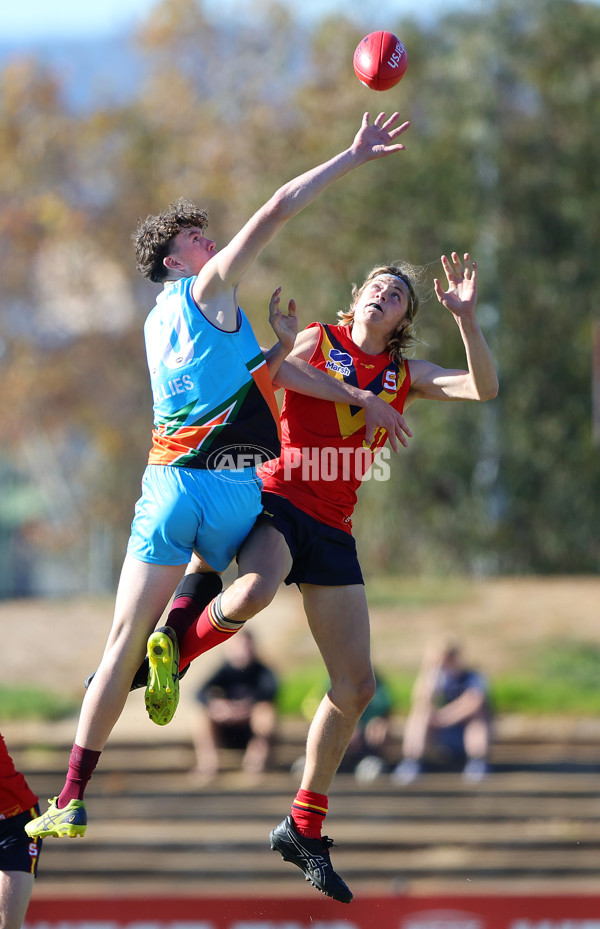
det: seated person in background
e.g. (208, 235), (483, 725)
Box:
(192, 631), (278, 781)
(392, 637), (492, 784)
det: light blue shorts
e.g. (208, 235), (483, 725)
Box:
(127, 465), (263, 570)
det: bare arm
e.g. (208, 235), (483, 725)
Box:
(411, 664), (442, 708)
(192, 112), (410, 311)
(207, 697), (254, 725)
(433, 687), (486, 727)
(407, 253), (499, 405)
(275, 323), (412, 451)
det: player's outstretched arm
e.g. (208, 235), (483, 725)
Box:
(194, 113), (410, 303)
(408, 252), (499, 403)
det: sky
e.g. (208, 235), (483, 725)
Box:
(2, 0), (477, 43)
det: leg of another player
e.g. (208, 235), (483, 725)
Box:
(75, 555), (186, 750)
(299, 583), (376, 796)
(0, 871), (35, 929)
(220, 521), (293, 620)
(179, 521), (293, 668)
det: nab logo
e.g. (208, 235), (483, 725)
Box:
(326, 348), (353, 377)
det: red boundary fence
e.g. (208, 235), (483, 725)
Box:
(24, 894), (600, 928)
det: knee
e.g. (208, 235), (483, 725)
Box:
(356, 672), (377, 713)
(331, 669), (376, 719)
(232, 572), (278, 617)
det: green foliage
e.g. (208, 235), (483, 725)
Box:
(278, 638), (600, 717)
(4, 637), (600, 720)
(275, 665), (325, 716)
(492, 645), (600, 714)
(0, 687), (78, 722)
(276, 666), (415, 717)
(379, 675), (415, 714)
(484, 639), (600, 715)
(0, 0), (599, 592)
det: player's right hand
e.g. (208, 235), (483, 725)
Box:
(363, 395), (412, 452)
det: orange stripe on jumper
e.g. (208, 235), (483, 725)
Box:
(149, 405), (234, 464)
(251, 361), (282, 441)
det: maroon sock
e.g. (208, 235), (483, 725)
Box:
(291, 789), (328, 839)
(179, 593), (245, 669)
(58, 743), (102, 807)
(167, 572), (223, 643)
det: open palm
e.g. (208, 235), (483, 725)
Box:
(434, 252), (478, 317)
(269, 286), (298, 353)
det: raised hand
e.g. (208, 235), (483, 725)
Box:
(434, 252), (478, 317)
(351, 111), (410, 162)
(269, 286), (298, 354)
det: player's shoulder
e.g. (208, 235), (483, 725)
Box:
(404, 357), (435, 387)
(294, 322), (323, 349)
(404, 357), (430, 375)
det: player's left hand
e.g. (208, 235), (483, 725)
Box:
(269, 286), (298, 353)
(434, 252), (478, 318)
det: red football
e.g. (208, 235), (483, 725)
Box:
(353, 31), (408, 91)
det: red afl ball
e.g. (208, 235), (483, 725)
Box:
(353, 31), (408, 91)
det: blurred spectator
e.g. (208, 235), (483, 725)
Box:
(192, 631), (278, 781)
(392, 637), (493, 784)
(1, 733), (43, 929)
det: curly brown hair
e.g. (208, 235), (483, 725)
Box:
(132, 198), (209, 283)
(337, 263), (421, 363)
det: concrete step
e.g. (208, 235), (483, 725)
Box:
(13, 720), (600, 895)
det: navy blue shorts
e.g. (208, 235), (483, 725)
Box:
(259, 492), (364, 587)
(0, 806), (42, 876)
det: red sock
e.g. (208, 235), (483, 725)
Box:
(179, 594), (245, 668)
(58, 743), (102, 807)
(291, 789), (328, 839)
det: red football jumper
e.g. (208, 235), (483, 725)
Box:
(0, 734), (38, 819)
(259, 322), (411, 533)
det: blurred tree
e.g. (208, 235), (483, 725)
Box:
(0, 0), (598, 594)
(358, 0), (600, 575)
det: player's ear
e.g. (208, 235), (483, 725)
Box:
(164, 255), (182, 272)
